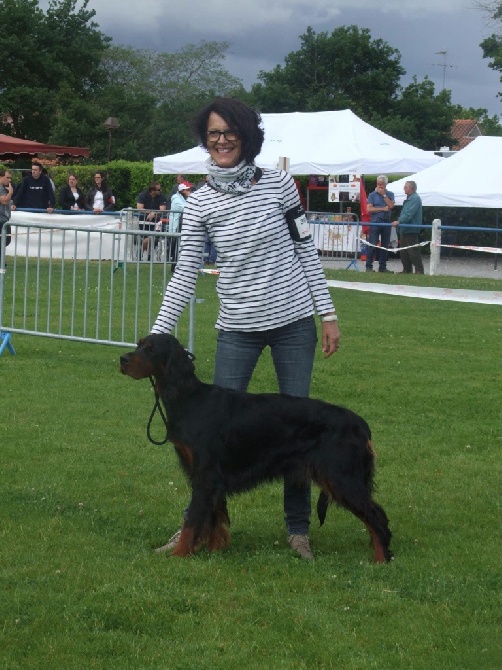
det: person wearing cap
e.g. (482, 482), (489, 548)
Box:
(168, 182), (192, 268)
(151, 97), (340, 560)
(169, 174), (189, 200)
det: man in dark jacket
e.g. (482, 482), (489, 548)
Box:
(392, 180), (424, 274)
(12, 162), (55, 212)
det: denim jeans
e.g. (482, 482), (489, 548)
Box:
(214, 317), (318, 535)
(366, 223), (391, 270)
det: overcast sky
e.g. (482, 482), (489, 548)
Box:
(45, 0), (502, 118)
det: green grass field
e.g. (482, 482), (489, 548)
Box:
(1, 269), (501, 669)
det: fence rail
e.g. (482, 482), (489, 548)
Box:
(306, 212), (360, 269)
(0, 221), (194, 350)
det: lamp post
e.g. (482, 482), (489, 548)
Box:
(103, 116), (120, 162)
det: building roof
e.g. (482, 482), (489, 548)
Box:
(450, 119), (482, 151)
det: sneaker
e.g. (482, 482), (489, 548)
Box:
(154, 528), (182, 553)
(288, 534), (314, 560)
(378, 268), (394, 273)
(365, 267), (374, 272)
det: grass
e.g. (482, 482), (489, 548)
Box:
(1, 268), (501, 669)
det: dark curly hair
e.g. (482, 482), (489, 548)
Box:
(193, 97), (264, 164)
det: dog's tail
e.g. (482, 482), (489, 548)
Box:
(317, 490), (330, 527)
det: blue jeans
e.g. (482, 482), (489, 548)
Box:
(214, 317), (318, 535)
(366, 223), (391, 270)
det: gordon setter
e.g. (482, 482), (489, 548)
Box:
(120, 334), (393, 563)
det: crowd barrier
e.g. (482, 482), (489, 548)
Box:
(0, 219), (196, 355)
(306, 212), (360, 270)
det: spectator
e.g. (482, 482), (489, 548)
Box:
(151, 97), (340, 560)
(85, 171), (115, 213)
(59, 173), (88, 211)
(168, 183), (192, 269)
(12, 162), (55, 213)
(169, 174), (188, 199)
(136, 181), (168, 259)
(366, 175), (395, 273)
(169, 183), (191, 234)
(392, 180), (424, 274)
(0, 169), (13, 264)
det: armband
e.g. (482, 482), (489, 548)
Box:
(285, 205), (310, 241)
(321, 314), (338, 322)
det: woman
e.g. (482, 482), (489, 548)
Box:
(85, 171), (115, 213)
(151, 97), (340, 559)
(59, 173), (88, 211)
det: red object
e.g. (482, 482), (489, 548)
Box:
(0, 133), (90, 159)
(294, 178), (307, 211)
(360, 177), (370, 226)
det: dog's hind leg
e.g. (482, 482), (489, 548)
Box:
(206, 496), (231, 552)
(317, 477), (392, 563)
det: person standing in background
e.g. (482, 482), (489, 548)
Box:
(12, 162), (55, 213)
(85, 172), (115, 213)
(392, 180), (424, 274)
(0, 169), (13, 264)
(366, 175), (395, 273)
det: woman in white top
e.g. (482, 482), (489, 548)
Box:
(85, 171), (115, 213)
(152, 97), (340, 560)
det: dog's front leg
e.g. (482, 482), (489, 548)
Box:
(170, 469), (222, 557)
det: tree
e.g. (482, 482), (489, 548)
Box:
(87, 41), (243, 161)
(478, 1), (502, 99)
(370, 77), (456, 150)
(0, 0), (110, 141)
(250, 26), (405, 117)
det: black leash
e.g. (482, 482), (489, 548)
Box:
(146, 376), (170, 445)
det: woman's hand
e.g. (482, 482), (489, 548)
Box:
(321, 321), (340, 358)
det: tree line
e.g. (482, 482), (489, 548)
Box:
(0, 0), (500, 164)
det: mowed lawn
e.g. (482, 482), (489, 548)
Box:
(1, 270), (501, 670)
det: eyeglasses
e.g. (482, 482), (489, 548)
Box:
(206, 130), (239, 142)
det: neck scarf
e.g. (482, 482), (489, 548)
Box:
(206, 158), (256, 195)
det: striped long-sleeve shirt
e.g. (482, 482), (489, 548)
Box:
(151, 168), (335, 333)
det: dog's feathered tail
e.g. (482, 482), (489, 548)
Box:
(317, 490), (329, 526)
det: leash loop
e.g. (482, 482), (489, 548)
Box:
(146, 376), (170, 445)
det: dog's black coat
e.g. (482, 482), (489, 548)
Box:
(120, 334), (392, 562)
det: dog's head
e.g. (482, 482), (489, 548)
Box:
(120, 333), (195, 381)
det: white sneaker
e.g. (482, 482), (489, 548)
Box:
(154, 528), (182, 553)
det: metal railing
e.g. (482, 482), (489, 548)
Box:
(0, 219), (195, 351)
(306, 212), (360, 270)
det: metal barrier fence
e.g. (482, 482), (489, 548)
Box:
(0, 220), (196, 351)
(306, 212), (360, 269)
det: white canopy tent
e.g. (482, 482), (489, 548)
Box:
(154, 109), (441, 176)
(388, 136), (502, 208)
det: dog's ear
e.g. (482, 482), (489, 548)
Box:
(162, 338), (196, 389)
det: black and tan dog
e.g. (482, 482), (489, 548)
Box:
(120, 334), (392, 562)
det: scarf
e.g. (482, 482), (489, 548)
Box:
(206, 158), (256, 195)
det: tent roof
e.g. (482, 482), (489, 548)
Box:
(388, 136), (502, 208)
(0, 134), (90, 159)
(154, 109), (441, 176)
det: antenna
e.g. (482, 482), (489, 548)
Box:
(433, 50), (458, 89)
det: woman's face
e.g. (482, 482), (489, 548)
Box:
(206, 112), (242, 168)
(94, 174), (103, 187)
(68, 175), (77, 187)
